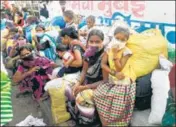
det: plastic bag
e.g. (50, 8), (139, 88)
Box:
(148, 69), (170, 125)
(16, 115), (46, 126)
(159, 55), (173, 71)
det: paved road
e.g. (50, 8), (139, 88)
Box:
(7, 85), (154, 126)
(7, 86), (41, 126)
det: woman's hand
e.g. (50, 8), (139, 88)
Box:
(73, 85), (87, 96)
(29, 66), (40, 74)
(72, 83), (80, 95)
(115, 72), (125, 80)
(12, 42), (18, 48)
(112, 46), (120, 55)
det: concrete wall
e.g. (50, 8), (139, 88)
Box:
(65, 1), (175, 45)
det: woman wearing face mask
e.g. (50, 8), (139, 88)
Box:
(5, 34), (28, 73)
(94, 26), (135, 126)
(70, 29), (106, 125)
(73, 29), (105, 95)
(9, 34), (27, 57)
(34, 24), (58, 62)
(1, 27), (19, 76)
(3, 27), (19, 57)
(12, 44), (57, 101)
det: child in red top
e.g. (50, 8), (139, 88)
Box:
(14, 12), (24, 27)
(55, 43), (80, 78)
(56, 43), (75, 68)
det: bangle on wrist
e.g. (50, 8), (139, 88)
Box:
(77, 79), (81, 84)
(110, 70), (119, 76)
(110, 70), (116, 76)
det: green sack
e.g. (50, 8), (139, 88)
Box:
(162, 90), (176, 127)
(0, 71), (13, 126)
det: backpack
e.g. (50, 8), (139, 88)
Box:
(135, 73), (152, 110)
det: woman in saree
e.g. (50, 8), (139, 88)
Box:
(12, 44), (58, 101)
(94, 26), (135, 126)
(71, 29), (106, 125)
(33, 24), (58, 62)
(5, 34), (28, 75)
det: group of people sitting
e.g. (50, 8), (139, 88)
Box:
(1, 4), (175, 127)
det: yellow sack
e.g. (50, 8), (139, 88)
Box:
(48, 83), (70, 125)
(122, 29), (168, 81)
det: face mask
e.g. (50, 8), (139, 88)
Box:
(16, 39), (27, 47)
(118, 42), (126, 49)
(109, 37), (126, 50)
(83, 46), (99, 58)
(22, 53), (34, 61)
(36, 32), (44, 38)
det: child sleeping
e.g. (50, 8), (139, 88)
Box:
(51, 43), (80, 79)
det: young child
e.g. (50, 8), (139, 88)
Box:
(55, 43), (76, 78)
(95, 26), (134, 126)
(57, 43), (74, 67)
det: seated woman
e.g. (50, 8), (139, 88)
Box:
(9, 34), (27, 57)
(33, 24), (59, 62)
(1, 21), (15, 39)
(94, 26), (135, 126)
(43, 27), (85, 124)
(44, 27), (85, 90)
(14, 11), (24, 27)
(2, 27), (18, 58)
(5, 34), (28, 74)
(12, 44), (57, 101)
(24, 16), (39, 27)
(71, 29), (106, 125)
(63, 10), (78, 30)
(79, 15), (96, 45)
